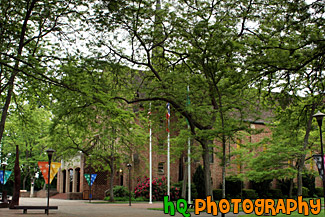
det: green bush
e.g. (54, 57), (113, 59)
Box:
(134, 176), (180, 201)
(113, 185), (129, 198)
(293, 186), (309, 197)
(225, 176), (243, 198)
(174, 181), (198, 199)
(104, 196), (147, 201)
(268, 189), (283, 199)
(302, 173), (316, 197)
(250, 179), (272, 198)
(302, 186), (309, 197)
(213, 189), (223, 200)
(193, 165), (205, 199)
(277, 179), (293, 197)
(315, 187), (323, 197)
(242, 189), (257, 199)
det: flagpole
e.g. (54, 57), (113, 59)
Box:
(167, 127), (170, 197)
(187, 85), (191, 204)
(149, 103), (153, 204)
(187, 136), (191, 203)
(167, 103), (170, 197)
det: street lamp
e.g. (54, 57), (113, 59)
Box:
(313, 111), (325, 213)
(127, 164), (132, 206)
(1, 162), (8, 203)
(45, 149), (55, 215)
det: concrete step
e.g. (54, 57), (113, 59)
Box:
(50, 193), (67, 200)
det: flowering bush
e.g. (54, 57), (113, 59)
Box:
(134, 176), (180, 201)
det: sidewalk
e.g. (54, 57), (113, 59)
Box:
(0, 197), (246, 217)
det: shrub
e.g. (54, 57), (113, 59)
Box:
(134, 176), (180, 201)
(173, 181), (198, 200)
(302, 186), (309, 197)
(242, 189), (257, 199)
(104, 196), (147, 201)
(213, 189), (223, 200)
(113, 185), (129, 198)
(277, 178), (293, 197)
(224, 176), (243, 198)
(293, 186), (309, 197)
(250, 179), (272, 198)
(193, 165), (205, 199)
(302, 173), (315, 197)
(268, 189), (283, 199)
(315, 187), (323, 197)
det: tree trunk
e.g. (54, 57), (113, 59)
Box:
(297, 105), (315, 196)
(109, 164), (115, 202)
(23, 175), (27, 190)
(289, 178), (293, 198)
(202, 142), (212, 198)
(9, 145), (21, 208)
(222, 135), (226, 200)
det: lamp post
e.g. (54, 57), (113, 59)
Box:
(1, 162), (8, 203)
(313, 111), (325, 212)
(45, 149), (55, 215)
(127, 164), (132, 206)
(88, 155), (92, 203)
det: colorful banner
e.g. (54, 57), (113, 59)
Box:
(313, 154), (325, 180)
(84, 174), (97, 186)
(38, 162), (61, 184)
(0, 170), (12, 184)
(166, 103), (170, 132)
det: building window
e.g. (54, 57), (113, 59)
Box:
(158, 162), (164, 174)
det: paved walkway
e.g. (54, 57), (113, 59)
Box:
(0, 198), (246, 217)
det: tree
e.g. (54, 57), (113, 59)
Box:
(87, 0), (265, 198)
(0, 0), (89, 205)
(50, 59), (147, 201)
(3, 103), (52, 190)
(243, 0), (324, 195)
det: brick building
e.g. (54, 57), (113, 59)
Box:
(55, 119), (282, 200)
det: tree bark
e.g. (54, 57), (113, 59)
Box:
(202, 142), (212, 198)
(109, 162), (115, 202)
(9, 145), (21, 208)
(289, 178), (293, 198)
(297, 104), (315, 196)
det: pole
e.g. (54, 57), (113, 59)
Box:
(2, 165), (5, 202)
(187, 135), (191, 203)
(149, 103), (153, 204)
(129, 168), (131, 206)
(313, 111), (325, 215)
(166, 103), (171, 197)
(319, 125), (325, 215)
(167, 125), (170, 197)
(187, 85), (191, 204)
(127, 164), (132, 206)
(89, 178), (92, 203)
(47, 155), (52, 215)
(89, 156), (92, 203)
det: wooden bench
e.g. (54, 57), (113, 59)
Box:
(12, 205), (58, 214)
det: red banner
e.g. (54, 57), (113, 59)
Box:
(38, 162), (61, 184)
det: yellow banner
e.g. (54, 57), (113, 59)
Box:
(50, 162), (61, 184)
(38, 162), (61, 184)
